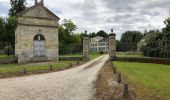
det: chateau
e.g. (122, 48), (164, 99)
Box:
(90, 36), (109, 52)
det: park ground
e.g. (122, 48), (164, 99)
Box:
(113, 61), (170, 100)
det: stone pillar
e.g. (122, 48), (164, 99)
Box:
(83, 31), (90, 61)
(109, 29), (116, 60)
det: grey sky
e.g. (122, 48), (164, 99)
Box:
(0, 0), (169, 39)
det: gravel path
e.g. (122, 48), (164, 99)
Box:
(0, 55), (109, 100)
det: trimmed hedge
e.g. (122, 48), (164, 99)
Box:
(115, 57), (170, 65)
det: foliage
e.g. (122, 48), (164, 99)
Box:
(4, 45), (14, 55)
(163, 17), (170, 33)
(96, 30), (108, 38)
(59, 19), (82, 54)
(0, 16), (17, 48)
(119, 31), (143, 51)
(89, 32), (96, 38)
(62, 19), (77, 35)
(142, 30), (170, 58)
(9, 0), (26, 16)
(0, 18), (5, 41)
(114, 61), (170, 100)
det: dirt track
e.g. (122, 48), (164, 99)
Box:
(0, 55), (109, 100)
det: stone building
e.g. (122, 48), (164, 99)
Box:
(90, 36), (109, 52)
(15, 0), (60, 63)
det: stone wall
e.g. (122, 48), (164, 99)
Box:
(83, 34), (90, 61)
(109, 33), (116, 60)
(15, 25), (59, 63)
(0, 58), (16, 64)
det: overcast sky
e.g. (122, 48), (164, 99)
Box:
(0, 0), (170, 39)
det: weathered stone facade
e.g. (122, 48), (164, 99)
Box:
(15, 2), (60, 63)
(109, 29), (116, 60)
(83, 31), (90, 61)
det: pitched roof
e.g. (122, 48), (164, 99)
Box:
(17, 3), (60, 21)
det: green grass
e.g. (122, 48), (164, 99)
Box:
(116, 52), (144, 58)
(113, 61), (170, 100)
(0, 55), (14, 59)
(0, 61), (71, 74)
(90, 54), (102, 59)
(59, 54), (82, 57)
(59, 53), (102, 60)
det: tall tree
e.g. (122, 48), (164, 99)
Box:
(9, 0), (26, 16)
(163, 12), (170, 33)
(63, 19), (77, 35)
(120, 31), (143, 51)
(89, 32), (96, 38)
(0, 17), (5, 42)
(96, 30), (108, 38)
(4, 16), (17, 47)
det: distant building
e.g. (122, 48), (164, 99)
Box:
(90, 36), (109, 52)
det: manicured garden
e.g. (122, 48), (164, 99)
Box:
(113, 61), (170, 100)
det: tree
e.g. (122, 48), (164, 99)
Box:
(62, 19), (77, 35)
(0, 17), (5, 42)
(163, 17), (170, 33)
(89, 32), (96, 38)
(9, 0), (26, 16)
(4, 16), (17, 47)
(120, 31), (143, 51)
(96, 30), (108, 38)
(59, 19), (83, 54)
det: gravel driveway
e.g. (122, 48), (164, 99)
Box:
(0, 55), (109, 100)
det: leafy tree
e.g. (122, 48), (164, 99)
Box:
(96, 30), (108, 38)
(59, 19), (83, 54)
(163, 17), (170, 33)
(9, 0), (26, 16)
(4, 16), (17, 47)
(89, 32), (96, 38)
(120, 31), (143, 51)
(0, 17), (5, 42)
(62, 19), (77, 35)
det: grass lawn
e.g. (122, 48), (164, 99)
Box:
(90, 54), (102, 59)
(59, 54), (82, 57)
(116, 52), (144, 58)
(59, 53), (102, 60)
(0, 55), (14, 59)
(113, 61), (170, 100)
(0, 61), (71, 74)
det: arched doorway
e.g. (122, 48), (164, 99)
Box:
(33, 34), (46, 57)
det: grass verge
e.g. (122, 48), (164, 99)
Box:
(0, 55), (14, 59)
(116, 52), (144, 58)
(113, 61), (170, 100)
(0, 61), (76, 78)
